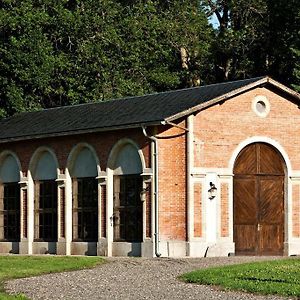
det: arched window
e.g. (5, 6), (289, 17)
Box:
(33, 151), (58, 242)
(0, 154), (20, 241)
(71, 147), (98, 241)
(112, 143), (143, 242)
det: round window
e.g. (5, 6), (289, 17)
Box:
(252, 96), (270, 117)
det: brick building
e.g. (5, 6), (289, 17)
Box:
(0, 76), (299, 257)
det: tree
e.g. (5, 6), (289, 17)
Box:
(265, 0), (300, 85)
(201, 0), (300, 85)
(293, 49), (300, 92)
(0, 0), (213, 117)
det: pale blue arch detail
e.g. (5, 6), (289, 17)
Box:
(108, 139), (144, 175)
(72, 147), (98, 178)
(35, 151), (57, 180)
(29, 147), (59, 180)
(114, 144), (142, 175)
(0, 154), (20, 183)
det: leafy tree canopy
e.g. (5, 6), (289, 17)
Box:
(0, 0), (299, 118)
(0, 0), (213, 117)
(201, 0), (300, 84)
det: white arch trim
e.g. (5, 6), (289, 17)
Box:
(0, 150), (22, 180)
(29, 146), (60, 179)
(107, 138), (146, 172)
(229, 136), (292, 176)
(66, 142), (101, 177)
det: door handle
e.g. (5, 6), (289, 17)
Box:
(110, 214), (115, 226)
(257, 224), (261, 231)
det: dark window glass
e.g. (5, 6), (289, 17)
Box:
(1, 183), (20, 241)
(74, 178), (98, 241)
(113, 175), (142, 242)
(36, 180), (57, 241)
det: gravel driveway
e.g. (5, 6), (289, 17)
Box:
(6, 256), (295, 300)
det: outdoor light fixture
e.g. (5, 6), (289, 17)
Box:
(208, 182), (217, 200)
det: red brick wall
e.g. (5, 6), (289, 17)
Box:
(0, 129), (151, 173)
(193, 183), (202, 237)
(194, 87), (300, 170)
(194, 87), (300, 239)
(157, 122), (187, 240)
(292, 184), (300, 238)
(220, 183), (229, 237)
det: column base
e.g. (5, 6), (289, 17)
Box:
(285, 241), (300, 256)
(57, 238), (67, 255)
(19, 239), (30, 254)
(0, 242), (19, 254)
(97, 238), (108, 256)
(71, 242), (97, 255)
(141, 239), (154, 257)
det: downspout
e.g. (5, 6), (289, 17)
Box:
(142, 126), (161, 257)
(186, 115), (193, 254)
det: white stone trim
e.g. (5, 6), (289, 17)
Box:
(64, 169), (72, 255)
(26, 170), (34, 254)
(193, 167), (232, 177)
(106, 168), (113, 256)
(251, 95), (270, 118)
(205, 173), (218, 243)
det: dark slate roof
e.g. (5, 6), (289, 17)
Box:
(0, 76), (271, 142)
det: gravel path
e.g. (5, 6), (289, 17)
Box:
(6, 256), (295, 300)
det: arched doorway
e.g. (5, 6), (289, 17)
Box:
(112, 143), (143, 244)
(32, 151), (58, 246)
(233, 142), (285, 255)
(70, 147), (98, 243)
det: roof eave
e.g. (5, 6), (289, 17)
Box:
(267, 77), (300, 99)
(0, 120), (162, 144)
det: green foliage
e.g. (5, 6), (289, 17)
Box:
(180, 258), (300, 297)
(0, 255), (104, 299)
(0, 0), (213, 117)
(201, 0), (300, 86)
(292, 48), (300, 92)
(1, 0), (299, 118)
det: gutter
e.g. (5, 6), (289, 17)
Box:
(0, 121), (162, 144)
(186, 115), (194, 255)
(142, 126), (161, 257)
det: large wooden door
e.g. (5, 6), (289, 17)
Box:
(233, 143), (285, 255)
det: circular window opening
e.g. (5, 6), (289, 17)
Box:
(256, 101), (266, 114)
(252, 96), (270, 117)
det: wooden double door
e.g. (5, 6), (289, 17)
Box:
(233, 143), (285, 255)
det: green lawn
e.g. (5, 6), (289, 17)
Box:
(0, 255), (104, 300)
(180, 258), (300, 297)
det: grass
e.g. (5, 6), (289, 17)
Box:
(180, 258), (300, 297)
(0, 255), (104, 300)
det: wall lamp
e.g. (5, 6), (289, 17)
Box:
(208, 182), (217, 200)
